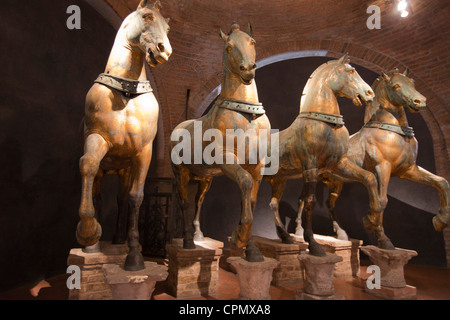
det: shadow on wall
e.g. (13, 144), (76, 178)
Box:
(201, 56), (446, 267)
(0, 0), (117, 292)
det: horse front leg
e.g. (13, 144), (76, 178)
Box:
(268, 178), (293, 243)
(172, 164), (194, 249)
(77, 134), (109, 247)
(220, 160), (254, 250)
(123, 144), (152, 271)
(302, 168), (326, 257)
(113, 167), (131, 245)
(399, 164), (450, 232)
(193, 177), (213, 241)
(333, 157), (393, 249)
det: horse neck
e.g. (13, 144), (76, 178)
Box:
(368, 81), (409, 127)
(220, 65), (259, 104)
(104, 13), (146, 81)
(299, 66), (340, 115)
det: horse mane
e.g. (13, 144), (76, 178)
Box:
(363, 68), (400, 124)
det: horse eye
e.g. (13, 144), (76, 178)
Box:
(143, 14), (154, 22)
(226, 45), (233, 53)
(393, 84), (401, 90)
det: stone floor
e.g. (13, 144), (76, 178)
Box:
(1, 259), (449, 300)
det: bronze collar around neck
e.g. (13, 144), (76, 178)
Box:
(94, 73), (153, 97)
(219, 98), (265, 115)
(363, 121), (414, 138)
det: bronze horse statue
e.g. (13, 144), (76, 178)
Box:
(170, 23), (271, 261)
(316, 68), (450, 248)
(76, 0), (172, 271)
(264, 55), (381, 256)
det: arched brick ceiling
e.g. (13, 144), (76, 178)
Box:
(94, 0), (449, 179)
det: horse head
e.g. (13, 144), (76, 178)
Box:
(128, 0), (172, 67)
(219, 23), (257, 85)
(379, 68), (426, 113)
(330, 54), (375, 106)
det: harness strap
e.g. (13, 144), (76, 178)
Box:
(363, 121), (414, 138)
(298, 112), (345, 127)
(219, 98), (265, 115)
(94, 73), (153, 97)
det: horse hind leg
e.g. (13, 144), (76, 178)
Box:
(193, 177), (213, 242)
(77, 134), (109, 247)
(268, 178), (293, 244)
(322, 176), (349, 240)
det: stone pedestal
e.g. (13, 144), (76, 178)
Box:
(227, 256), (279, 300)
(360, 245), (418, 300)
(252, 236), (308, 285)
(166, 238), (223, 298)
(67, 241), (128, 300)
(296, 252), (345, 300)
(102, 262), (168, 300)
(292, 234), (362, 278)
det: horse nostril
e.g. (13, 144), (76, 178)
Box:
(367, 90), (374, 96)
(157, 43), (165, 53)
(414, 99), (421, 105)
(240, 65), (246, 71)
(252, 63), (257, 70)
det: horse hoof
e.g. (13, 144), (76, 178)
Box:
(76, 219), (102, 247)
(277, 226), (294, 244)
(183, 238), (196, 249)
(308, 241), (326, 257)
(245, 241), (264, 262)
(433, 215), (447, 232)
(124, 250), (145, 271)
(193, 232), (205, 242)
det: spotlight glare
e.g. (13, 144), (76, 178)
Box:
(400, 10), (409, 18)
(397, 0), (408, 11)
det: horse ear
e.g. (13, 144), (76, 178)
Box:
(381, 72), (391, 82)
(219, 29), (228, 42)
(138, 0), (149, 9)
(338, 53), (350, 64)
(247, 22), (254, 37)
(403, 67), (410, 76)
(153, 0), (162, 11)
(165, 18), (170, 24)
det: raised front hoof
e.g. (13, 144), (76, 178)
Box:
(277, 226), (294, 244)
(308, 241), (326, 257)
(245, 241), (264, 263)
(76, 219), (102, 247)
(124, 250), (145, 272)
(183, 238), (196, 249)
(433, 215), (448, 232)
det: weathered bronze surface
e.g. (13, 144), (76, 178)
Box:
(76, 0), (172, 271)
(169, 23), (269, 262)
(264, 55), (380, 256)
(320, 68), (450, 247)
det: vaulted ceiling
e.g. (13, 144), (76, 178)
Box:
(88, 0), (449, 179)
